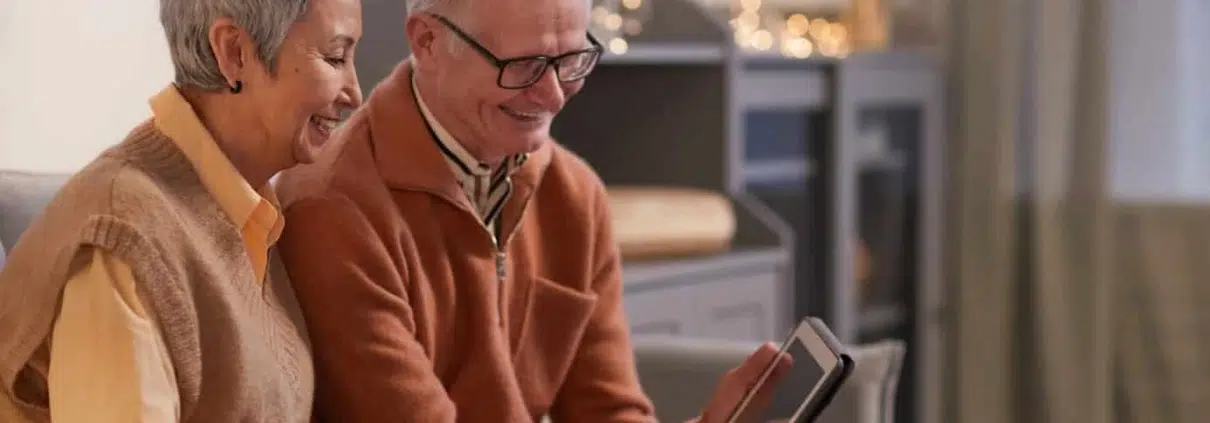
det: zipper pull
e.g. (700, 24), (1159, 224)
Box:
(495, 251), (507, 328)
(495, 251), (507, 282)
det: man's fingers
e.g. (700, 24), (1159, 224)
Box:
(702, 343), (797, 423)
(762, 352), (793, 388)
(732, 342), (781, 383)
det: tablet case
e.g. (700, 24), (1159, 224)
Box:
(800, 318), (856, 423)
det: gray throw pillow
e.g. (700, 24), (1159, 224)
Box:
(816, 338), (907, 423)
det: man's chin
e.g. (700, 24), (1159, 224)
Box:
(516, 135), (550, 157)
(292, 136), (322, 166)
(494, 132), (549, 157)
(524, 133), (550, 150)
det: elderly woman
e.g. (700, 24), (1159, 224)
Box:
(0, 0), (362, 422)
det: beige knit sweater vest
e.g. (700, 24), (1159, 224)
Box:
(0, 121), (313, 423)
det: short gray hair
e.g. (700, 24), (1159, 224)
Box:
(406, 0), (461, 14)
(161, 0), (310, 91)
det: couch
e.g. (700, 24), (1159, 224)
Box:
(1, 170), (907, 422)
(632, 336), (905, 423)
(0, 170), (70, 252)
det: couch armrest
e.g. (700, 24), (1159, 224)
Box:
(0, 170), (72, 247)
(631, 336), (906, 423)
(633, 336), (758, 423)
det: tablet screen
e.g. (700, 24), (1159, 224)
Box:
(755, 338), (827, 422)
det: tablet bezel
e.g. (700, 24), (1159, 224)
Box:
(726, 317), (851, 423)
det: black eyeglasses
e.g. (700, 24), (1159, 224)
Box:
(430, 14), (603, 89)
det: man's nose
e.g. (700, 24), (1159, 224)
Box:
(523, 67), (566, 110)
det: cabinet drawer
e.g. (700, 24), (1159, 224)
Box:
(623, 287), (697, 337)
(692, 271), (782, 342)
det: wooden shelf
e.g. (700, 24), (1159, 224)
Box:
(743, 158), (816, 185)
(740, 51), (842, 68)
(600, 44), (727, 65)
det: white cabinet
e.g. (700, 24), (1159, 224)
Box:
(622, 249), (790, 343)
(692, 272), (781, 341)
(624, 287), (697, 336)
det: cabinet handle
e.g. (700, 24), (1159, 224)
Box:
(711, 303), (765, 321)
(632, 321), (683, 335)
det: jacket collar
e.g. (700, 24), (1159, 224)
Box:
(365, 61), (552, 210)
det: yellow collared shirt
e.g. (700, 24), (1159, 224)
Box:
(45, 85), (283, 423)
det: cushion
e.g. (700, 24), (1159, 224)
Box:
(0, 170), (71, 249)
(607, 186), (735, 260)
(816, 339), (907, 423)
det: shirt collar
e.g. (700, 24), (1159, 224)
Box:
(148, 85), (284, 244)
(410, 75), (529, 179)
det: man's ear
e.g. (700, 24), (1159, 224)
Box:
(405, 15), (439, 70)
(208, 17), (248, 88)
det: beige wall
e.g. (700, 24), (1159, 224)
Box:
(0, 0), (173, 173)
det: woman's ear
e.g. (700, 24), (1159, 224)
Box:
(208, 17), (247, 89)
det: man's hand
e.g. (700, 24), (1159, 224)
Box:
(689, 342), (793, 423)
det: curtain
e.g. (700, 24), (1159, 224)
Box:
(1113, 203), (1210, 422)
(944, 0), (1116, 421)
(947, 0), (1210, 420)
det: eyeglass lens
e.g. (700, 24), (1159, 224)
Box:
(499, 52), (599, 88)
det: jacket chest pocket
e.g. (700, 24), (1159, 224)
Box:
(510, 276), (598, 414)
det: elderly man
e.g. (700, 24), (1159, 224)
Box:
(274, 0), (785, 421)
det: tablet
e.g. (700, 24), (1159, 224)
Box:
(727, 317), (854, 423)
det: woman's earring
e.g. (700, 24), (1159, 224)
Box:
(230, 80), (243, 94)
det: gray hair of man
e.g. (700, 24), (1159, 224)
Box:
(406, 0), (463, 16)
(161, 0), (311, 91)
(405, 0), (592, 57)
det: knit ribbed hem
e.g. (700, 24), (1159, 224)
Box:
(110, 121), (199, 185)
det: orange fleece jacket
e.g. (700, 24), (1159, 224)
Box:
(275, 62), (655, 422)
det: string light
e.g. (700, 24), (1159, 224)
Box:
(780, 34), (813, 58)
(623, 19), (643, 36)
(608, 37), (629, 55)
(592, 6), (609, 21)
(603, 13), (623, 31)
(751, 29), (774, 50)
(589, 0), (652, 56)
(786, 14), (809, 36)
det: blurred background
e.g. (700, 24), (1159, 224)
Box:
(1, 0), (1208, 422)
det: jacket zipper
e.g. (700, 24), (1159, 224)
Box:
(486, 197), (533, 328)
(487, 228), (505, 327)
(406, 188), (533, 329)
